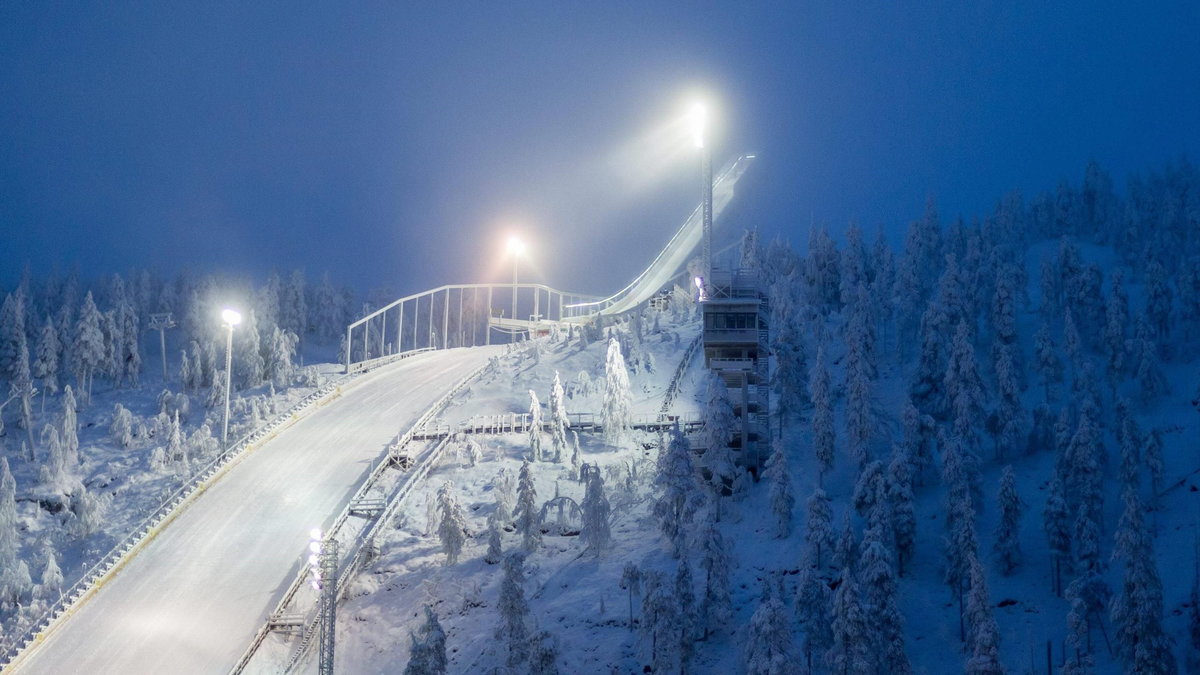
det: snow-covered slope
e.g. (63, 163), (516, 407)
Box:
(11, 347), (500, 674)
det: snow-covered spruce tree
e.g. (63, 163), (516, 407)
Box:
(1109, 488), (1175, 673)
(493, 467), (515, 527)
(653, 423), (700, 556)
(12, 333), (35, 448)
(743, 580), (797, 675)
(826, 566), (870, 675)
(1103, 271), (1130, 393)
(528, 629), (560, 675)
(1144, 258), (1173, 346)
(942, 440), (980, 627)
(945, 320), (986, 450)
(795, 561), (832, 672)
(32, 317), (60, 413)
(964, 554), (1004, 674)
(640, 571), (682, 674)
(1034, 322), (1063, 404)
(404, 604), (447, 675)
(73, 291), (105, 405)
(620, 562), (642, 629)
(886, 445), (916, 576)
(1043, 477), (1072, 596)
(514, 459), (540, 551)
(267, 326), (298, 389)
(839, 224), (868, 308)
(497, 552), (531, 669)
(675, 557), (697, 663)
(859, 511), (910, 674)
(806, 226), (842, 315)
(993, 343), (1025, 460)
(548, 371), (569, 463)
(1134, 332), (1169, 404)
(844, 317), (873, 468)
(436, 481), (468, 565)
(37, 544), (63, 604)
(0, 457), (23, 604)
(60, 385), (80, 470)
(580, 471), (611, 555)
(992, 465), (1022, 575)
(110, 403), (134, 449)
(39, 425), (70, 496)
(769, 281), (809, 424)
(763, 441), (794, 538)
(698, 509), (732, 639)
(851, 459), (884, 520)
(833, 513), (858, 574)
(484, 515), (503, 565)
(805, 488), (834, 569)
(166, 411), (186, 474)
(911, 297), (950, 418)
(901, 397), (935, 485)
(702, 371), (737, 504)
(1145, 427), (1165, 504)
(0, 292), (24, 379)
(809, 344), (836, 482)
(601, 337), (632, 447)
(527, 389), (544, 461)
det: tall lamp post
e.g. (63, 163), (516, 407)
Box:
(221, 308), (241, 450)
(691, 102), (713, 301)
(507, 236), (525, 323)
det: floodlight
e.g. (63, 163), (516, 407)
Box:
(221, 309), (242, 326)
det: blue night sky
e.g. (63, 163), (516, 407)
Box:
(2, 2), (1198, 297)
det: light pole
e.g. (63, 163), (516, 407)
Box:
(221, 308), (241, 450)
(690, 102), (713, 301)
(507, 236), (525, 324)
(309, 528), (338, 675)
(148, 312), (176, 384)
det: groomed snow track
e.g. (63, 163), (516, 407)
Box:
(5, 346), (501, 675)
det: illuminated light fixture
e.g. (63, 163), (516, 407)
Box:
(690, 102), (707, 149)
(221, 308), (242, 326)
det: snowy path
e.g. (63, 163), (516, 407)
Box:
(13, 347), (500, 675)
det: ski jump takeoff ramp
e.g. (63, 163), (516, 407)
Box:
(11, 347), (500, 674)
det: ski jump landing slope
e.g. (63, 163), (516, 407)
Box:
(14, 348), (500, 675)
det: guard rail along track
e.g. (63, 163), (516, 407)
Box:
(0, 347), (432, 673)
(229, 358), (490, 674)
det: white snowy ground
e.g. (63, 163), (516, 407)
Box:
(11, 347), (499, 674)
(325, 242), (1200, 674)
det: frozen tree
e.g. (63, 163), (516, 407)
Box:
(851, 460), (884, 520)
(1144, 259), (1173, 344)
(0, 292), (24, 379)
(1063, 308), (1083, 381)
(601, 337), (632, 446)
(497, 552), (531, 668)
(640, 571), (682, 674)
(1145, 428), (1165, 502)
(675, 557), (697, 663)
(1134, 333), (1169, 403)
(763, 441), (794, 538)
(110, 403), (134, 448)
(280, 269), (308, 343)
(60, 385), (79, 469)
(993, 465), (1022, 574)
(1103, 271), (1130, 391)
(859, 519), (910, 674)
(166, 411), (186, 473)
(484, 515), (503, 565)
(770, 282), (809, 423)
(0, 458), (22, 604)
(620, 562), (642, 629)
(698, 510), (732, 639)
(743, 581), (797, 675)
(826, 567), (871, 675)
(653, 423), (701, 556)
(527, 389), (544, 461)
(964, 555), (1004, 674)
(267, 326), (298, 389)
(1044, 477), (1071, 596)
(10, 331), (35, 448)
(1034, 322), (1063, 404)
(39, 425), (71, 495)
(901, 398), (935, 485)
(528, 629), (560, 675)
(493, 467), (514, 526)
(805, 488), (834, 569)
(795, 563), (832, 672)
(580, 471), (611, 554)
(32, 317), (60, 412)
(548, 371), (569, 462)
(886, 446), (916, 576)
(73, 292), (105, 405)
(702, 372), (737, 502)
(945, 320), (986, 448)
(993, 343), (1025, 460)
(833, 513), (858, 574)
(806, 226), (842, 314)
(436, 481), (468, 565)
(404, 605), (447, 675)
(38, 544), (63, 603)
(1110, 488), (1175, 674)
(844, 320), (873, 468)
(514, 459), (540, 551)
(810, 344), (836, 481)
(911, 298), (950, 417)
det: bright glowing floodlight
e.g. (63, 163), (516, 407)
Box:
(690, 102), (707, 149)
(310, 528), (323, 540)
(506, 235), (526, 256)
(221, 308), (242, 326)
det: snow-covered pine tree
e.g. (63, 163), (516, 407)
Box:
(436, 481), (468, 565)
(1043, 476), (1071, 597)
(0, 292), (24, 380)
(601, 337), (632, 447)
(497, 552), (531, 668)
(675, 556), (697, 661)
(911, 298), (950, 418)
(810, 344), (836, 482)
(901, 398), (935, 485)
(851, 460), (884, 520)
(702, 372), (737, 503)
(763, 440), (794, 538)
(527, 389), (544, 461)
(60, 385), (79, 470)
(0, 457), (22, 604)
(833, 513), (858, 573)
(1109, 487), (1175, 673)
(484, 515), (503, 565)
(1134, 331), (1169, 403)
(1034, 322), (1063, 404)
(548, 371), (569, 462)
(73, 292), (105, 405)
(404, 605), (447, 675)
(826, 567), (870, 675)
(945, 320), (986, 450)
(38, 544), (63, 604)
(698, 510), (732, 639)
(528, 629), (560, 675)
(32, 317), (60, 413)
(859, 516), (910, 674)
(1103, 271), (1130, 393)
(743, 580), (797, 675)
(805, 488), (834, 569)
(844, 313), (873, 468)
(514, 459), (540, 551)
(653, 423), (700, 556)
(886, 445), (916, 576)
(110, 403), (134, 448)
(1145, 427), (1165, 503)
(580, 471), (611, 554)
(963, 554), (1004, 674)
(620, 562), (642, 629)
(993, 465), (1022, 575)
(993, 343), (1025, 460)
(795, 562), (832, 672)
(640, 571), (682, 674)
